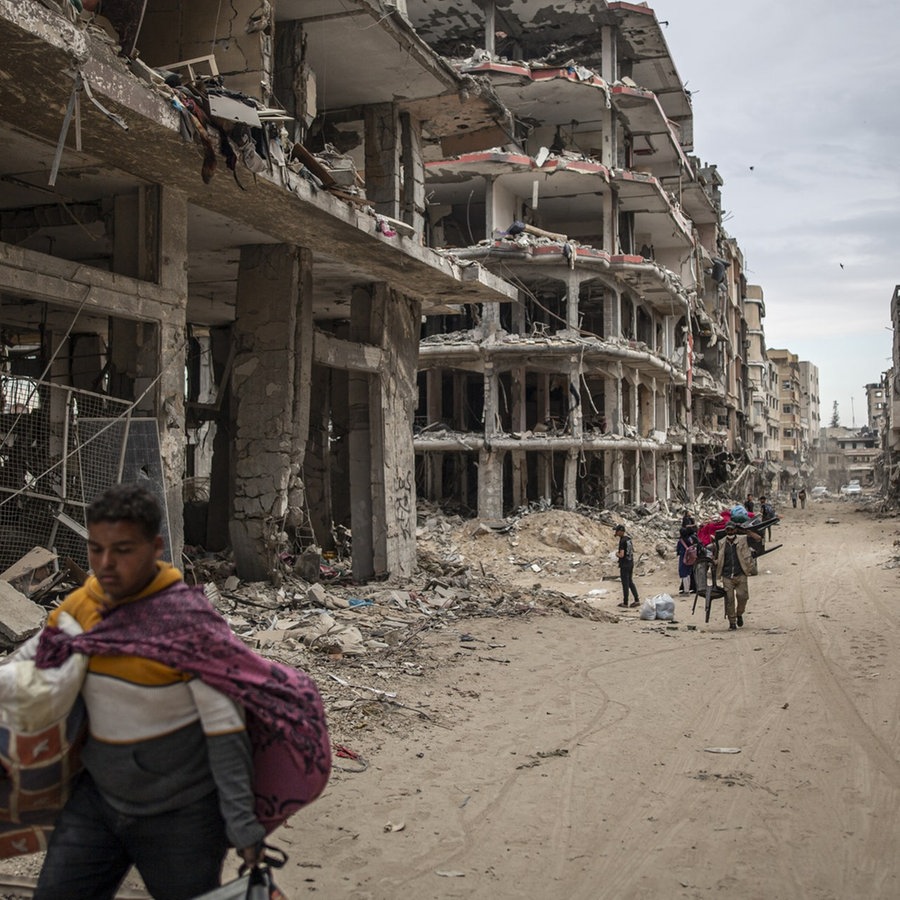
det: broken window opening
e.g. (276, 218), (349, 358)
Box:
(578, 280), (606, 340)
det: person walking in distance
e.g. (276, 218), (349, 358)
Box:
(790, 487), (798, 508)
(798, 487), (807, 509)
(676, 525), (699, 595)
(714, 522), (762, 630)
(614, 524), (640, 608)
(759, 495), (775, 540)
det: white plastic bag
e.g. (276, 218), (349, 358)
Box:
(639, 598), (657, 620)
(0, 612), (86, 734)
(651, 593), (675, 621)
(0, 612), (87, 859)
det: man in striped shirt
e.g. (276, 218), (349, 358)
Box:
(34, 485), (266, 900)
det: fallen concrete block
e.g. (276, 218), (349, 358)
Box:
(0, 580), (46, 644)
(0, 546), (58, 597)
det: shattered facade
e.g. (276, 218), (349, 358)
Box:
(0, 0), (829, 586)
(405, 0), (767, 513)
(0, 0), (517, 580)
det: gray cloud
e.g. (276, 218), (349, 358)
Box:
(656, 0), (900, 418)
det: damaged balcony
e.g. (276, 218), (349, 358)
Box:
(606, 2), (693, 144)
(405, 1), (694, 141)
(0, 2), (516, 312)
(458, 60), (612, 130)
(426, 150), (610, 250)
(611, 83), (692, 178)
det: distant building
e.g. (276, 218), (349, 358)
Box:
(865, 382), (887, 433)
(885, 285), (900, 496)
(819, 426), (879, 489)
(768, 349), (812, 487)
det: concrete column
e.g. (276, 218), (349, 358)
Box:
(513, 297), (526, 334)
(274, 20), (313, 144)
(483, 361), (498, 439)
(564, 356), (582, 509)
(566, 270), (579, 332)
(537, 373), (550, 426)
(639, 382), (653, 437)
(536, 452), (552, 504)
(640, 449), (656, 503)
(600, 26), (618, 172)
(605, 362), (624, 436)
(112, 185), (160, 283)
(45, 332), (68, 477)
(425, 369), (442, 499)
(287, 248), (314, 527)
(373, 285), (420, 576)
(482, 299), (501, 338)
(510, 366), (527, 508)
(331, 349), (351, 531)
(602, 190), (616, 257)
(453, 372), (466, 430)
(365, 103), (401, 219)
(611, 449), (625, 505)
(401, 112), (425, 241)
(456, 456), (469, 509)
(478, 360), (503, 519)
(623, 374), (638, 434)
(484, 176), (495, 240)
(484, 0), (496, 56)
(656, 453), (669, 504)
(108, 320), (156, 414)
(564, 449), (578, 509)
(304, 363), (333, 551)
(568, 357), (583, 437)
(230, 243), (306, 581)
(157, 187), (188, 566)
(348, 286), (375, 582)
(477, 448), (504, 519)
(604, 285), (621, 339)
(654, 380), (667, 433)
(206, 325), (232, 551)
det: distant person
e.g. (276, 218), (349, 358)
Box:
(790, 487), (798, 508)
(676, 526), (699, 595)
(760, 495), (776, 539)
(798, 487), (807, 509)
(614, 524), (640, 609)
(744, 494), (755, 514)
(714, 522), (763, 630)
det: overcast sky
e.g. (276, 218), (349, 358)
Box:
(653, 0), (898, 429)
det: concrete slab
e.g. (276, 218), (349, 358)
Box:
(0, 580), (46, 644)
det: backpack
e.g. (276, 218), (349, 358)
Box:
(683, 543), (698, 566)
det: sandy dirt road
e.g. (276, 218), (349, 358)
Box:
(270, 501), (900, 899)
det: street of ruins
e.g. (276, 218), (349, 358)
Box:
(3, 492), (899, 899)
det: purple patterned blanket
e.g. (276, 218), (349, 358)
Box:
(33, 581), (331, 834)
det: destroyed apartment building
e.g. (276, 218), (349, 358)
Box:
(0, 0), (518, 581)
(404, 0), (764, 516)
(0, 0), (777, 587)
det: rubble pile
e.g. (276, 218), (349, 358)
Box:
(0, 497), (772, 754)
